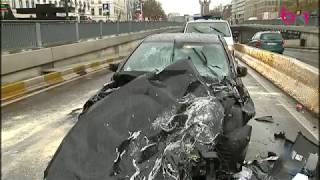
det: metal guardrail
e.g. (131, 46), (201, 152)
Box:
(1, 21), (184, 52)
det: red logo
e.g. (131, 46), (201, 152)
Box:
(280, 6), (310, 25)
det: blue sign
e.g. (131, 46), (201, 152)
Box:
(103, 3), (110, 10)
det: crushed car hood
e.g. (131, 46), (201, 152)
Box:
(44, 59), (255, 180)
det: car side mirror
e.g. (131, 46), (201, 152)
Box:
(237, 66), (247, 77)
(109, 63), (120, 72)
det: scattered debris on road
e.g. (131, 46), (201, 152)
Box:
(254, 116), (274, 123)
(274, 131), (286, 139)
(241, 132), (318, 180)
(296, 103), (304, 112)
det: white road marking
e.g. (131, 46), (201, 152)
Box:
(238, 60), (319, 141)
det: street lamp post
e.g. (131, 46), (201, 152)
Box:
(65, 0), (69, 20)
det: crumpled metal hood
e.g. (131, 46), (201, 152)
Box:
(44, 59), (253, 180)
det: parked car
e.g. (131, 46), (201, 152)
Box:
(44, 33), (255, 180)
(247, 31), (285, 54)
(183, 19), (234, 54)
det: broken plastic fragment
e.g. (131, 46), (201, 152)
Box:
(274, 131), (286, 139)
(233, 166), (253, 180)
(254, 116), (273, 123)
(261, 156), (279, 161)
(129, 159), (140, 180)
(305, 153), (318, 173)
(292, 173), (308, 180)
(292, 150), (304, 161)
(148, 158), (162, 180)
(137, 143), (158, 164)
(268, 152), (277, 157)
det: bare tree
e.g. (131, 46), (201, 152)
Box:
(142, 0), (166, 20)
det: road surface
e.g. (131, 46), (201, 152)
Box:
(1, 64), (318, 180)
(283, 48), (319, 68)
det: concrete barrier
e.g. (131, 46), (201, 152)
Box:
(284, 39), (300, 48)
(1, 27), (182, 84)
(234, 43), (319, 114)
(1, 56), (124, 104)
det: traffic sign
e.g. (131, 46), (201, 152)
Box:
(102, 3), (109, 11)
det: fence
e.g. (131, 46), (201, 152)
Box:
(1, 21), (184, 52)
(241, 17), (319, 26)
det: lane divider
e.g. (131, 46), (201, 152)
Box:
(234, 43), (319, 115)
(1, 56), (125, 104)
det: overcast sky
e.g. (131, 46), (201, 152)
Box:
(158, 0), (232, 15)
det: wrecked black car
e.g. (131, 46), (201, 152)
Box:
(44, 33), (256, 180)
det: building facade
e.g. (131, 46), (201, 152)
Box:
(256, 0), (278, 20)
(244, 0), (258, 20)
(7, 0), (127, 21)
(89, 0), (127, 21)
(244, 0), (300, 21)
(125, 0), (137, 21)
(281, 0), (319, 15)
(9, 0), (91, 19)
(231, 0), (245, 24)
(222, 4), (232, 23)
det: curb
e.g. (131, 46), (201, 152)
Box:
(1, 56), (124, 104)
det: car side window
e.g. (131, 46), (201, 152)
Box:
(256, 33), (261, 40)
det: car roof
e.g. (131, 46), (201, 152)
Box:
(187, 19), (229, 23)
(257, 31), (281, 34)
(144, 33), (221, 43)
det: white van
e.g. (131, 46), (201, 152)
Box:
(183, 20), (234, 53)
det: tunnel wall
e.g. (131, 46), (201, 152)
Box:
(1, 27), (183, 84)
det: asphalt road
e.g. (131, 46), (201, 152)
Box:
(283, 48), (319, 68)
(1, 65), (319, 180)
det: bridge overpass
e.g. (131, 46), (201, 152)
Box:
(1, 22), (319, 180)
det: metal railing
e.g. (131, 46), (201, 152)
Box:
(1, 21), (184, 52)
(240, 17), (319, 26)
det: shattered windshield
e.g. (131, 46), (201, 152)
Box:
(185, 22), (232, 37)
(123, 41), (230, 79)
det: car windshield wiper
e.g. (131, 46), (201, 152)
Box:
(192, 26), (205, 33)
(192, 48), (207, 65)
(209, 26), (226, 36)
(208, 64), (222, 70)
(266, 39), (281, 41)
